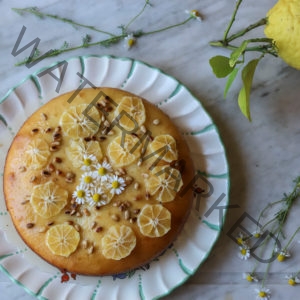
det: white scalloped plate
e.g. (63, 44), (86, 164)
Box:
(0, 55), (229, 300)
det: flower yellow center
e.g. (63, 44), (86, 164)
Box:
(288, 278), (296, 286)
(237, 237), (244, 245)
(127, 38), (135, 47)
(84, 176), (93, 184)
(254, 233), (261, 238)
(191, 10), (200, 17)
(246, 275), (253, 282)
(77, 190), (85, 198)
(259, 291), (266, 297)
(83, 158), (92, 166)
(112, 181), (119, 189)
(93, 194), (100, 202)
(277, 254), (285, 262)
(240, 248), (247, 255)
(98, 167), (107, 176)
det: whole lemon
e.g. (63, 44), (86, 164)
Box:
(264, 0), (300, 70)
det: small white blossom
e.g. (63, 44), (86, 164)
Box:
(238, 246), (250, 260)
(72, 184), (89, 205)
(277, 250), (291, 262)
(94, 161), (113, 181)
(81, 154), (98, 171)
(108, 175), (126, 195)
(286, 274), (300, 286)
(185, 9), (202, 22)
(124, 34), (136, 49)
(236, 232), (248, 246)
(80, 171), (97, 190)
(243, 272), (258, 282)
(88, 187), (108, 207)
(255, 287), (271, 300)
(252, 228), (263, 238)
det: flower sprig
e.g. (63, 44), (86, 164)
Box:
(12, 4), (200, 66)
(235, 177), (300, 298)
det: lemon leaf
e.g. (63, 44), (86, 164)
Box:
(209, 55), (234, 78)
(223, 68), (239, 98)
(229, 40), (249, 67)
(238, 59), (259, 121)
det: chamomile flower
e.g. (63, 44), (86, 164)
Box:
(239, 246), (250, 260)
(80, 171), (97, 189)
(243, 272), (258, 282)
(108, 175), (126, 195)
(277, 250), (291, 262)
(124, 34), (136, 49)
(72, 184), (89, 205)
(95, 161), (113, 181)
(88, 187), (108, 207)
(236, 232), (248, 246)
(81, 154), (98, 171)
(253, 229), (263, 238)
(185, 9), (202, 22)
(255, 287), (271, 300)
(286, 274), (300, 286)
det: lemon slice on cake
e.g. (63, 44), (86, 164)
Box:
(30, 181), (68, 218)
(60, 104), (101, 138)
(145, 166), (183, 203)
(137, 204), (171, 237)
(24, 138), (50, 170)
(101, 225), (136, 260)
(149, 134), (178, 163)
(66, 139), (103, 168)
(107, 134), (141, 167)
(114, 96), (146, 131)
(46, 224), (80, 257)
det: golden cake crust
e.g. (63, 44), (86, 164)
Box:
(4, 87), (194, 275)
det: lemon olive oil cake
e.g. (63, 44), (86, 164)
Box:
(4, 87), (194, 275)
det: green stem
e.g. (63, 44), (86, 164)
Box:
(226, 18), (268, 42)
(124, 0), (151, 31)
(142, 17), (193, 36)
(223, 0), (243, 41)
(283, 226), (300, 251)
(12, 7), (115, 36)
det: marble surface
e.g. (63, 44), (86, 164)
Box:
(1, 0), (300, 299)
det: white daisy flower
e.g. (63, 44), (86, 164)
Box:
(236, 232), (248, 246)
(286, 274), (300, 286)
(252, 228), (263, 238)
(88, 187), (108, 207)
(81, 154), (98, 171)
(108, 175), (126, 195)
(243, 272), (258, 282)
(277, 250), (291, 262)
(238, 246), (250, 260)
(80, 171), (97, 190)
(185, 9), (202, 22)
(72, 184), (89, 205)
(94, 161), (113, 181)
(255, 287), (271, 300)
(124, 34), (136, 50)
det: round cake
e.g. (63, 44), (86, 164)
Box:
(3, 87), (194, 275)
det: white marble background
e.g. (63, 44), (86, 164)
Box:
(1, 0), (300, 299)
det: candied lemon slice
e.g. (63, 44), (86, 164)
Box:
(101, 225), (136, 260)
(60, 104), (101, 138)
(149, 134), (178, 163)
(107, 134), (141, 167)
(46, 224), (80, 257)
(137, 204), (171, 237)
(66, 139), (102, 168)
(30, 181), (68, 218)
(145, 166), (183, 202)
(114, 96), (146, 131)
(24, 138), (50, 170)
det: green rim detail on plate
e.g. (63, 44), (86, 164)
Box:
(0, 54), (230, 300)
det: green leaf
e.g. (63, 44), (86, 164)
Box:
(223, 68), (239, 98)
(229, 40), (249, 67)
(209, 55), (234, 78)
(238, 59), (260, 121)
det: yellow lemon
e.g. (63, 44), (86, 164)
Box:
(264, 0), (300, 69)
